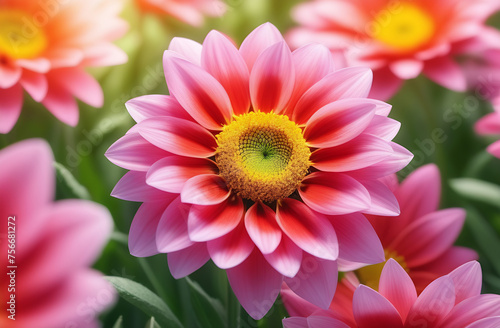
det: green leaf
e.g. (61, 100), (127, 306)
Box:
(185, 277), (227, 328)
(112, 316), (123, 328)
(451, 178), (500, 210)
(145, 317), (162, 328)
(105, 276), (183, 328)
(54, 162), (91, 200)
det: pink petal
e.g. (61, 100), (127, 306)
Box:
(310, 134), (393, 172)
(208, 221), (255, 269)
(293, 67), (373, 125)
(281, 283), (321, 317)
(0, 84), (23, 133)
(187, 195), (244, 242)
(105, 132), (169, 171)
(308, 316), (351, 328)
(379, 259), (417, 323)
(423, 56), (467, 92)
(19, 70), (48, 102)
(448, 261), (482, 305)
(239, 22), (284, 71)
(299, 172), (371, 215)
(47, 48), (84, 68)
(284, 253), (338, 309)
(415, 246), (479, 281)
(168, 243), (210, 279)
(264, 235), (303, 277)
(146, 156), (217, 193)
(83, 43), (127, 67)
(283, 317), (309, 328)
(353, 285), (403, 328)
(181, 174), (230, 205)
(361, 179), (400, 216)
(129, 201), (172, 257)
(475, 112), (500, 135)
(389, 60), (424, 80)
(276, 198), (338, 261)
(126, 95), (192, 123)
(439, 295), (500, 328)
(202, 31), (250, 115)
(16, 58), (50, 73)
(488, 141), (500, 158)
(112, 171), (170, 202)
(51, 68), (103, 107)
(364, 115), (401, 141)
(163, 52), (233, 130)
(137, 116), (217, 158)
(168, 37), (203, 65)
(0, 64), (22, 88)
(465, 316), (500, 328)
(156, 196), (194, 253)
(250, 41), (295, 114)
(42, 83), (79, 126)
(245, 202), (282, 254)
(329, 213), (384, 265)
(227, 250), (283, 319)
(368, 67), (403, 101)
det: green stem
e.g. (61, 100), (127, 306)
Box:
(138, 257), (168, 302)
(227, 283), (241, 328)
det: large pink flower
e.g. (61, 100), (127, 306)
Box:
(283, 259), (500, 328)
(287, 0), (500, 100)
(135, 0), (226, 26)
(0, 0), (128, 133)
(0, 139), (115, 328)
(106, 22), (412, 319)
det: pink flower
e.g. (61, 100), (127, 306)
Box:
(135, 0), (226, 26)
(287, 0), (500, 100)
(106, 22), (412, 319)
(476, 110), (500, 158)
(0, 0), (128, 133)
(0, 139), (115, 328)
(283, 259), (500, 328)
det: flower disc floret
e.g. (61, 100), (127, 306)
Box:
(216, 111), (311, 202)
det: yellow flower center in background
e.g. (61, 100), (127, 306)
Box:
(371, 3), (435, 52)
(0, 10), (48, 60)
(356, 250), (409, 290)
(216, 112), (311, 203)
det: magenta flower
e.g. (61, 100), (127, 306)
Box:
(106, 22), (412, 319)
(0, 0), (128, 133)
(283, 259), (500, 328)
(287, 0), (500, 100)
(0, 139), (115, 328)
(476, 109), (500, 158)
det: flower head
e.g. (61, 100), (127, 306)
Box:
(287, 0), (500, 100)
(0, 139), (115, 327)
(0, 0), (128, 133)
(283, 260), (500, 328)
(106, 22), (412, 319)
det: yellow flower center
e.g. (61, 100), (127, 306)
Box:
(370, 3), (435, 52)
(356, 249), (408, 290)
(216, 112), (311, 203)
(0, 10), (48, 60)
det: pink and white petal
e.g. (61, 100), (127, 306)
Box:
(439, 295), (500, 328)
(0, 64), (22, 88)
(16, 58), (50, 73)
(299, 172), (371, 215)
(307, 316), (351, 328)
(51, 68), (103, 107)
(329, 213), (385, 265)
(364, 115), (401, 141)
(168, 243), (210, 279)
(389, 60), (424, 80)
(264, 235), (303, 278)
(361, 179), (400, 216)
(208, 222), (254, 269)
(112, 171), (169, 202)
(277, 198), (339, 261)
(0, 84), (23, 134)
(282, 317), (309, 328)
(187, 195), (244, 242)
(423, 56), (467, 92)
(245, 202), (282, 254)
(379, 259), (417, 323)
(447, 261), (482, 305)
(46, 48), (84, 68)
(284, 253), (338, 309)
(465, 316), (500, 328)
(163, 52), (233, 130)
(487, 141), (500, 158)
(368, 67), (403, 101)
(406, 276), (456, 326)
(310, 134), (393, 172)
(286, 44), (335, 115)
(42, 84), (79, 126)
(352, 285), (404, 328)
(202, 31), (250, 115)
(19, 70), (48, 102)
(137, 116), (217, 158)
(239, 22), (284, 71)
(227, 250), (283, 320)
(168, 37), (203, 65)
(147, 156), (217, 193)
(82, 43), (128, 67)
(250, 41), (295, 114)
(181, 174), (230, 205)
(475, 112), (500, 135)
(293, 67), (373, 125)
(156, 197), (194, 253)
(105, 132), (169, 171)
(389, 208), (466, 267)
(126, 95), (192, 123)
(281, 283), (321, 317)
(129, 201), (173, 257)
